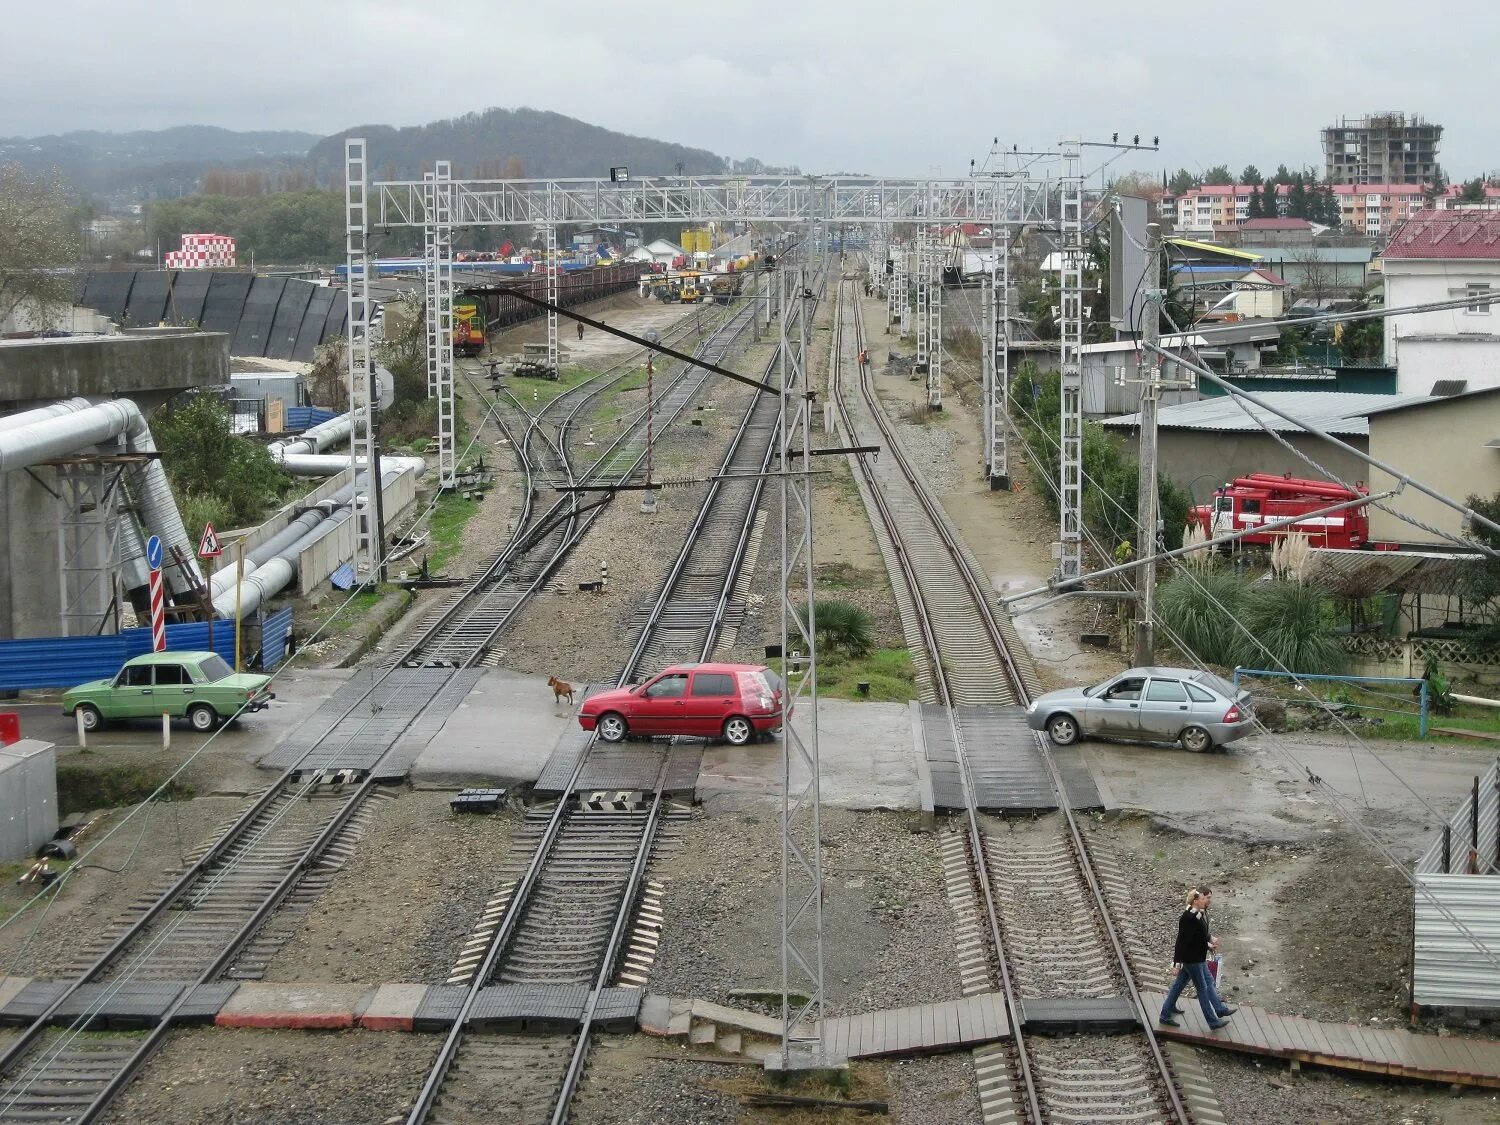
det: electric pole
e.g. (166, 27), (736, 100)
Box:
(1133, 222), (1164, 666)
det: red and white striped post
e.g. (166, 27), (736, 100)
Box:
(146, 535), (166, 652)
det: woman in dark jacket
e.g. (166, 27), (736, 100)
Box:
(1158, 885), (1233, 1028)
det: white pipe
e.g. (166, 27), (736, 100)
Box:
(0, 398), (203, 594)
(273, 452), (426, 477)
(268, 411), (358, 458)
(213, 557), (293, 619)
(0, 397), (94, 433)
(1452, 693), (1500, 710)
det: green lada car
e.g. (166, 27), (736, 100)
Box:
(63, 651), (275, 733)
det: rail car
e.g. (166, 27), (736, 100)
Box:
(463, 262), (642, 334)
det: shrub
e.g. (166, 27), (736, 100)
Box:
(814, 599), (873, 657)
(1238, 581), (1348, 676)
(1156, 572), (1250, 667)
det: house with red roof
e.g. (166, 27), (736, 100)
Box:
(1383, 209), (1500, 395)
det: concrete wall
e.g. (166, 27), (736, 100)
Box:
(296, 468), (417, 596)
(1108, 427), (1371, 506)
(1367, 394), (1500, 546)
(0, 469), (65, 640)
(0, 331), (229, 413)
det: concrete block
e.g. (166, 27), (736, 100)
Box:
(216, 983), (374, 1030)
(689, 1022), (717, 1046)
(360, 983), (429, 1032)
(0, 976), (32, 1015)
(638, 993), (674, 1036)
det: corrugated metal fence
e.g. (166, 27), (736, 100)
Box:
(1416, 759), (1500, 875)
(0, 622), (238, 691)
(260, 607), (294, 670)
(1411, 758), (1500, 1012)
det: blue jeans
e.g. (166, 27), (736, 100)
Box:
(1160, 961), (1226, 1023)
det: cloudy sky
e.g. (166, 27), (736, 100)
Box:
(1, 0), (1491, 179)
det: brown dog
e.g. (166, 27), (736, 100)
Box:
(547, 676), (576, 707)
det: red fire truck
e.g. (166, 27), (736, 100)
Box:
(1188, 472), (1387, 550)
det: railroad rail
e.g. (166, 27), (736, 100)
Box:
(0, 285), (763, 1125)
(830, 279), (1198, 1124)
(405, 263), (824, 1125)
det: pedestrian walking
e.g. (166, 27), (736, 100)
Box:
(1158, 885), (1235, 1029)
(576, 322), (585, 342)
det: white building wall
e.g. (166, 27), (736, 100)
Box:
(1384, 259), (1500, 389)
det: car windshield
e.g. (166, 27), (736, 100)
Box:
(1082, 678), (1114, 697)
(199, 654), (232, 682)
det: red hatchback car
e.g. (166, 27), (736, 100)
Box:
(578, 662), (785, 746)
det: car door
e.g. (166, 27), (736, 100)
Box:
(684, 671), (736, 737)
(151, 662), (194, 717)
(113, 663), (157, 719)
(1084, 675), (1146, 738)
(633, 673), (691, 736)
(1137, 677), (1192, 741)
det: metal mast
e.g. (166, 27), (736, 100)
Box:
(928, 233), (943, 410)
(344, 138), (377, 578)
(1133, 221), (1169, 665)
(425, 161), (456, 489)
(779, 260), (825, 1069)
(1057, 139), (1085, 583)
(545, 217), (560, 376)
(990, 198), (1013, 489)
(914, 228), (930, 373)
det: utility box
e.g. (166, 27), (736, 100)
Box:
(0, 739), (58, 861)
(0, 712), (19, 745)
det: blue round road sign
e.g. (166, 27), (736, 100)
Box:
(146, 535), (163, 571)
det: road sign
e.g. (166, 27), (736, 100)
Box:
(198, 523), (222, 559)
(146, 534), (166, 652)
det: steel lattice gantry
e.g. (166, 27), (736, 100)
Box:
(423, 162), (457, 488)
(344, 139), (378, 578)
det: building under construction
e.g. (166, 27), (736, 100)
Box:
(1322, 112), (1442, 185)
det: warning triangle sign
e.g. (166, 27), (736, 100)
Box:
(198, 523), (223, 558)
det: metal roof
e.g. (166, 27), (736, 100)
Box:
(1102, 391), (1428, 435)
(1166, 238), (1263, 261)
(1298, 549), (1485, 598)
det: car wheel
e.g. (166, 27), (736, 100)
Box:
(597, 712), (628, 743)
(1046, 714), (1079, 747)
(75, 704), (103, 733)
(1181, 725), (1213, 753)
(187, 704), (219, 733)
(722, 716), (754, 746)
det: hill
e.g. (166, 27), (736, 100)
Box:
(308, 106), (736, 182)
(0, 125), (318, 201)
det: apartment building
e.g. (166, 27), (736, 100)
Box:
(1322, 113), (1442, 185)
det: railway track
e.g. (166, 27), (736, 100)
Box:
(405, 261), (824, 1125)
(401, 296), (753, 668)
(831, 279), (1214, 1124)
(0, 289), (762, 1125)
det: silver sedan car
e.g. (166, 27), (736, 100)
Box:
(1026, 666), (1255, 752)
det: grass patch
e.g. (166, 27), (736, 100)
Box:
(56, 764), (193, 817)
(770, 648), (915, 703)
(321, 589), (385, 634)
(511, 365), (601, 408)
(1357, 705), (1500, 741)
(426, 490), (484, 572)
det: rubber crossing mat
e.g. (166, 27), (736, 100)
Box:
(258, 668), (480, 778)
(533, 726), (702, 798)
(916, 704), (1102, 813)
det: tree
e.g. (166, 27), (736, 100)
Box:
(152, 394), (292, 529)
(1246, 185), (1264, 220)
(1111, 170), (1164, 203)
(0, 163), (82, 327)
(1288, 174), (1309, 219)
(305, 338), (347, 408)
(1289, 248), (1335, 305)
(1273, 164), (1293, 184)
(1240, 164), (1262, 186)
(1167, 168), (1199, 196)
(1424, 168), (1449, 206)
(1202, 164), (1234, 186)
(1460, 177), (1488, 203)
(503, 155), (525, 180)
(1264, 177), (1281, 217)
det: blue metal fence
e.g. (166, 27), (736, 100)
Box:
(284, 406), (340, 433)
(0, 622), (239, 692)
(260, 607), (294, 670)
